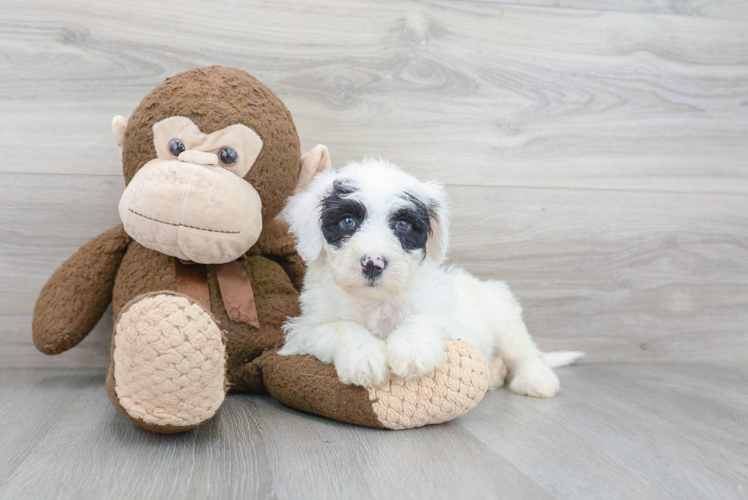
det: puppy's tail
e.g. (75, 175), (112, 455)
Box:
(541, 351), (585, 368)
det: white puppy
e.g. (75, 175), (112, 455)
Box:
(279, 159), (582, 397)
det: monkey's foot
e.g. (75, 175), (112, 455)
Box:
(107, 292), (226, 433)
(261, 340), (489, 430)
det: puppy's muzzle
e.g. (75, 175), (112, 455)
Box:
(361, 255), (386, 281)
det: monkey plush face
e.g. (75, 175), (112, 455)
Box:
(119, 117), (265, 263)
(112, 66), (302, 264)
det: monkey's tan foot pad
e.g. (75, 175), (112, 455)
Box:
(261, 340), (489, 430)
(107, 292), (226, 433)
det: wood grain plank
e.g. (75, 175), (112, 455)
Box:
(459, 362), (748, 499)
(446, 185), (748, 362)
(253, 398), (552, 500)
(1, 365), (745, 499)
(500, 0), (748, 21)
(0, 369), (102, 485)
(0, 0), (746, 193)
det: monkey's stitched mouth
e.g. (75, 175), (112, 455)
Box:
(128, 209), (240, 234)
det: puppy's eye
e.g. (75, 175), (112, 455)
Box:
(169, 139), (186, 158)
(340, 216), (356, 229)
(395, 220), (411, 232)
(219, 147), (238, 166)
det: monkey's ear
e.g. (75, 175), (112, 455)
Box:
(111, 115), (128, 157)
(295, 144), (331, 193)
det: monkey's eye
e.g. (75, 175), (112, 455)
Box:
(395, 220), (411, 232)
(169, 139), (186, 158)
(219, 147), (238, 166)
(340, 216), (356, 229)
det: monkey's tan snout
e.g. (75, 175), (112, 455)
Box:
(119, 159), (263, 264)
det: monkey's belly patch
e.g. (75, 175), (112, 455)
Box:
(368, 340), (489, 430)
(112, 293), (226, 428)
(128, 208), (240, 234)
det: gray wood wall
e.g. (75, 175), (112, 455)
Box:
(1, 0), (746, 368)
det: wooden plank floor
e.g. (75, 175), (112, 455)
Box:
(0, 363), (746, 500)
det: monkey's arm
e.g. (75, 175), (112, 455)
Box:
(249, 218), (306, 290)
(33, 224), (131, 355)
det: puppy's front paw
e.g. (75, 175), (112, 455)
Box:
(386, 332), (445, 380)
(509, 358), (560, 398)
(335, 340), (389, 388)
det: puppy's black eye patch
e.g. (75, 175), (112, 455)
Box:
(319, 179), (367, 248)
(390, 192), (432, 252)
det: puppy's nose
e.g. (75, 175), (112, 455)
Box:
(361, 255), (386, 279)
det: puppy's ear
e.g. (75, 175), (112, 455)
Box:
(296, 144), (331, 193)
(283, 172), (330, 262)
(422, 182), (450, 265)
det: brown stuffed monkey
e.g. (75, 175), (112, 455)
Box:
(32, 66), (489, 433)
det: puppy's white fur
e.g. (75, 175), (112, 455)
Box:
(280, 159), (582, 397)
